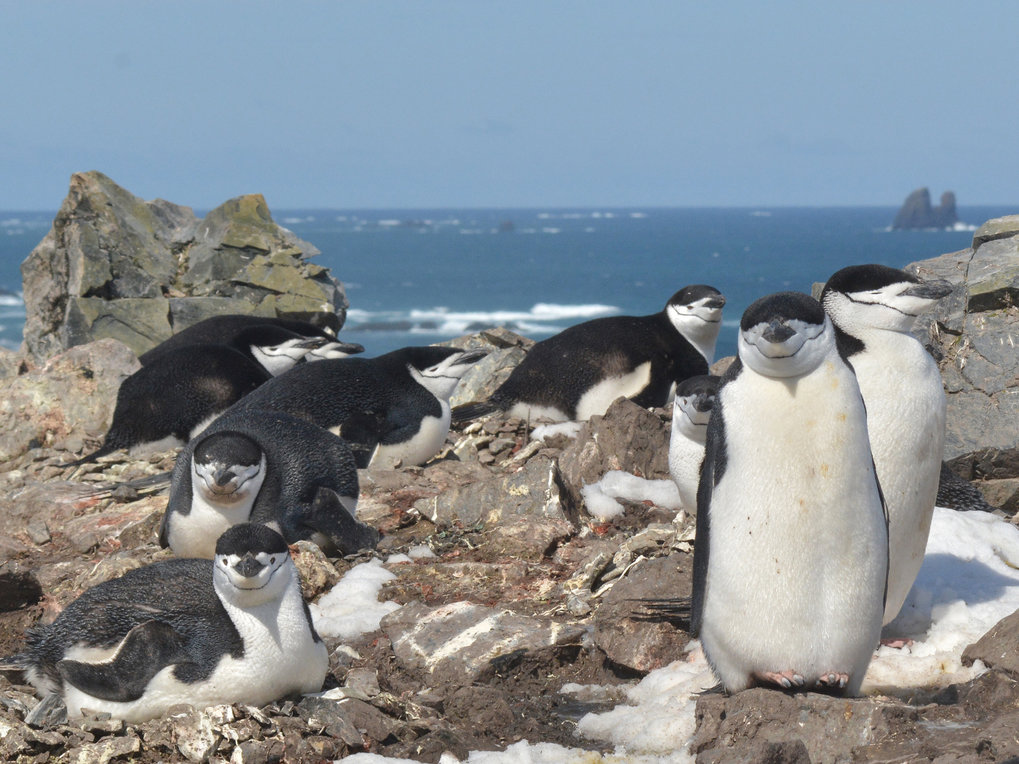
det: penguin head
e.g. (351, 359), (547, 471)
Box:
(673, 374), (720, 433)
(192, 432), (267, 509)
(821, 264), (953, 336)
(234, 325), (330, 376)
(303, 340), (366, 362)
(400, 346), (489, 401)
(665, 285), (726, 361)
(738, 292), (834, 378)
(213, 523), (294, 607)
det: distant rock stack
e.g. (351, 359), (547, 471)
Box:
(893, 187), (958, 230)
(20, 172), (349, 361)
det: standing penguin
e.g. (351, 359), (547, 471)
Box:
(228, 346), (488, 468)
(4, 524), (327, 723)
(668, 374), (720, 514)
(452, 285), (725, 423)
(160, 409), (378, 559)
(821, 264), (951, 624)
(139, 314), (364, 365)
(693, 292), (887, 695)
(74, 325), (328, 463)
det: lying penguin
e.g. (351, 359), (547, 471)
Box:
(4, 524), (327, 723)
(452, 285), (725, 423)
(693, 292), (887, 696)
(667, 374), (720, 514)
(161, 409), (378, 559)
(74, 324), (329, 463)
(139, 314), (364, 365)
(227, 345), (488, 468)
(821, 263), (952, 625)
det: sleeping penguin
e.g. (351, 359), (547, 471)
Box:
(227, 345), (488, 468)
(74, 324), (329, 464)
(452, 285), (725, 423)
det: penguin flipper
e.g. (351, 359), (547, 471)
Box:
(57, 620), (189, 703)
(451, 399), (500, 423)
(336, 412), (385, 469)
(301, 487), (379, 556)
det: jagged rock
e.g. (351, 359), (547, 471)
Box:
(415, 455), (574, 527)
(20, 172), (348, 361)
(381, 600), (585, 685)
(972, 214), (1019, 248)
(893, 187), (958, 229)
(592, 554), (691, 673)
(0, 339), (139, 463)
(908, 224), (1019, 461)
(557, 397), (671, 517)
(442, 327), (534, 408)
(962, 608), (1019, 674)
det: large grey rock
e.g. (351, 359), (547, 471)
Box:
(557, 397), (671, 517)
(908, 221), (1019, 462)
(892, 187), (957, 229)
(381, 600), (585, 685)
(441, 327), (533, 408)
(20, 172), (348, 360)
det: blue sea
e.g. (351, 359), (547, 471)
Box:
(1, 206), (1014, 359)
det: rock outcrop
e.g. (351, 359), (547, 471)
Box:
(906, 215), (1019, 510)
(20, 172), (348, 361)
(893, 187), (958, 230)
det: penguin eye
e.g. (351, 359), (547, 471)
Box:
(269, 556), (276, 564)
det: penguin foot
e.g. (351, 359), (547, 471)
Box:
(754, 670), (804, 689)
(879, 637), (913, 649)
(815, 672), (849, 689)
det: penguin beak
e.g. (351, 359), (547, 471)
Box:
(704, 295), (727, 310)
(761, 320), (796, 344)
(902, 279), (953, 300)
(455, 349), (489, 365)
(234, 552), (266, 579)
(694, 396), (715, 413)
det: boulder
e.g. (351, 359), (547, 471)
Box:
(892, 187), (958, 229)
(0, 338), (139, 463)
(907, 220), (1019, 465)
(20, 172), (348, 361)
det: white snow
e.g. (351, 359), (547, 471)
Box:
(309, 558), (402, 639)
(581, 471), (683, 521)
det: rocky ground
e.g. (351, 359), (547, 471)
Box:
(5, 392), (1019, 763)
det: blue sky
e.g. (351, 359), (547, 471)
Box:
(3, 1), (1017, 210)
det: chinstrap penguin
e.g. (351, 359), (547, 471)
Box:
(821, 264), (951, 625)
(668, 374), (720, 514)
(228, 346), (488, 468)
(452, 285), (725, 423)
(139, 314), (363, 365)
(693, 291), (888, 696)
(4, 524), (327, 723)
(936, 463), (999, 513)
(161, 409), (378, 558)
(74, 325), (328, 464)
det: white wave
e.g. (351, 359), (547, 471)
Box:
(541, 227), (561, 234)
(952, 221), (978, 231)
(345, 303), (620, 335)
(629, 211), (648, 218)
(0, 294), (25, 307)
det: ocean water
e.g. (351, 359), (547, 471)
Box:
(1, 206), (1013, 358)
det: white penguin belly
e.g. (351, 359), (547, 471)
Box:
(370, 402), (451, 469)
(168, 492), (258, 558)
(700, 363), (887, 695)
(505, 402), (571, 423)
(574, 361), (652, 421)
(668, 435), (704, 513)
(62, 589), (327, 722)
(852, 339), (946, 624)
